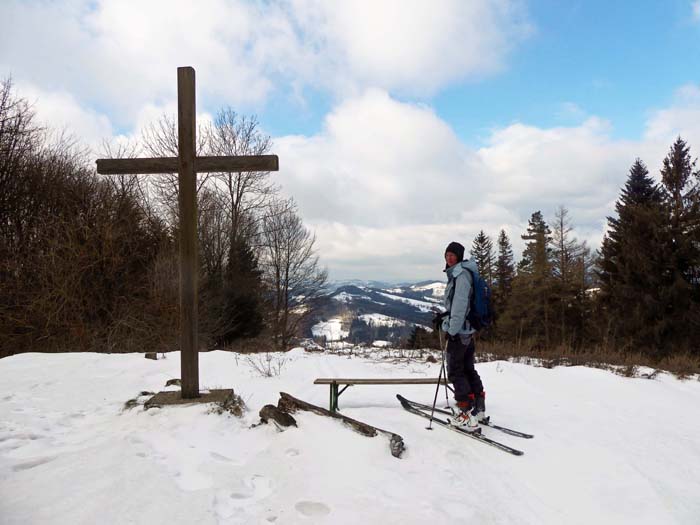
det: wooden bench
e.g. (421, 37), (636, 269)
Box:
(314, 378), (451, 412)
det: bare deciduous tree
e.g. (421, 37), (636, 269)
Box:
(260, 199), (327, 349)
(207, 108), (275, 248)
(140, 114), (211, 224)
(551, 205), (592, 345)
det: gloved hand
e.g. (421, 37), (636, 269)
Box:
(432, 311), (447, 329)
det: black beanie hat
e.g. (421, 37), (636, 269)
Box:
(445, 241), (465, 262)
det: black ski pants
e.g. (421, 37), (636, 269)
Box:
(446, 334), (484, 406)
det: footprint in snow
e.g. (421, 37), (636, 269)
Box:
(210, 451), (235, 462)
(294, 501), (331, 517)
(0, 432), (43, 444)
(12, 456), (56, 472)
(285, 448), (300, 457)
(446, 449), (466, 461)
(214, 476), (274, 519)
(228, 474), (273, 501)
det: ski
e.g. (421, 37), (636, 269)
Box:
(478, 417), (534, 439)
(398, 396), (534, 439)
(396, 394), (524, 456)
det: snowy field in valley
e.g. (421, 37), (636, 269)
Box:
(410, 282), (446, 297)
(376, 293), (435, 312)
(2, 348), (700, 524)
(331, 292), (373, 304)
(358, 313), (406, 327)
(310, 318), (348, 341)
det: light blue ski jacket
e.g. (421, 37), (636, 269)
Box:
(442, 258), (478, 336)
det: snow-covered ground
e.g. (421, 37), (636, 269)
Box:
(331, 292), (373, 304)
(310, 318), (348, 341)
(410, 282), (446, 298)
(358, 313), (406, 327)
(2, 349), (700, 524)
(377, 292), (436, 312)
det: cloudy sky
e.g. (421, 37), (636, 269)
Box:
(2, 1), (700, 282)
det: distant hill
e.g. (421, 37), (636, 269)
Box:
(307, 280), (446, 345)
(324, 279), (398, 291)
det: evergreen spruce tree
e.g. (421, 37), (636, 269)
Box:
(518, 211), (552, 275)
(498, 211), (554, 347)
(597, 158), (667, 354)
(407, 326), (418, 348)
(470, 230), (495, 287)
(349, 318), (371, 344)
(494, 229), (515, 311)
(216, 237), (265, 343)
(658, 138), (700, 351)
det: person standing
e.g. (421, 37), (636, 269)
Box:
(438, 241), (487, 430)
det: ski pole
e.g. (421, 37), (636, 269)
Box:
(426, 328), (449, 430)
(442, 337), (452, 412)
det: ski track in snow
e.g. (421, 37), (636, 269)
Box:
(1, 350), (700, 524)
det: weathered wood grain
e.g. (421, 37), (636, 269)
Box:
(95, 155), (279, 175)
(278, 392), (405, 458)
(177, 66), (199, 399)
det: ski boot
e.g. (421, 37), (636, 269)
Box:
(453, 401), (480, 432)
(472, 391), (487, 423)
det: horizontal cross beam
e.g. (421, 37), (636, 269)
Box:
(96, 155), (279, 175)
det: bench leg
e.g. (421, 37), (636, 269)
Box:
(330, 382), (339, 413)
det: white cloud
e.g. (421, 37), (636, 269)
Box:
(277, 89), (473, 225)
(644, 84), (700, 153)
(276, 87), (700, 281)
(693, 1), (700, 22)
(291, 0), (533, 96)
(16, 82), (114, 151)
(0, 0), (531, 128)
(0, 0), (272, 127)
(274, 91), (615, 279)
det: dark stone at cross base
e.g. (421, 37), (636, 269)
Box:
(144, 389), (235, 409)
(259, 404), (297, 428)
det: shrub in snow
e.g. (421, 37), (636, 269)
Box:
(246, 353), (287, 377)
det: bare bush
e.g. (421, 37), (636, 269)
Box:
(246, 352), (287, 378)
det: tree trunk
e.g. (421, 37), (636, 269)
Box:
(277, 392), (404, 458)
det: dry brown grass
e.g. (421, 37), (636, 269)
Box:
(475, 338), (700, 379)
(217, 335), (280, 354)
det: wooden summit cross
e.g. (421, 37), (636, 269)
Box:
(97, 66), (279, 399)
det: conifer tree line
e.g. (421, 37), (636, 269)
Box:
(0, 79), (326, 357)
(471, 137), (699, 358)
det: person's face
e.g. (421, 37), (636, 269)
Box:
(445, 252), (458, 267)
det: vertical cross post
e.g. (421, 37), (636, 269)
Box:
(177, 67), (199, 398)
